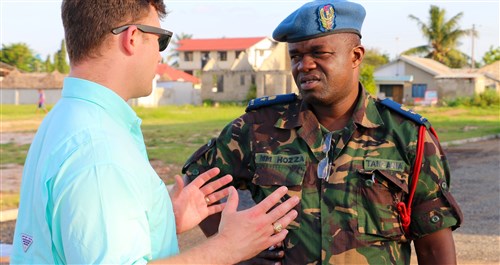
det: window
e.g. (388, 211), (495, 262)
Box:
(218, 51), (227, 61)
(201, 52), (210, 68)
(379, 85), (393, 97)
(235, 50), (243, 58)
(251, 75), (256, 85)
(240, 75), (245, 86)
(217, 75), (224, 92)
(412, 84), (427, 98)
(212, 74), (224, 93)
(184, 52), (193, 62)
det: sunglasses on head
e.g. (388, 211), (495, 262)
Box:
(111, 24), (173, 52)
(317, 132), (333, 180)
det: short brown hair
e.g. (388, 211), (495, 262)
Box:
(61, 0), (167, 64)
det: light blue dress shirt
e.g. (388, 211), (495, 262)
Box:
(11, 77), (179, 264)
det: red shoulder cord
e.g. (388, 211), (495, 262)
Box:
(397, 126), (439, 235)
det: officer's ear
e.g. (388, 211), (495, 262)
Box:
(351, 45), (365, 69)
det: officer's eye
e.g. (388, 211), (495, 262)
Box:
(312, 51), (334, 59)
(290, 54), (302, 62)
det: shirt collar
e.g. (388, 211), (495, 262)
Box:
(62, 77), (141, 130)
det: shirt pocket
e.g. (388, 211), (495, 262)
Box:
(252, 153), (306, 229)
(356, 169), (408, 240)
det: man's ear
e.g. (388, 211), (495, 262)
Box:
(351, 45), (365, 69)
(121, 25), (139, 55)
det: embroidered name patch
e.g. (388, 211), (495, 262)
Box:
(21, 233), (33, 252)
(255, 154), (306, 165)
(364, 158), (404, 172)
(318, 4), (335, 32)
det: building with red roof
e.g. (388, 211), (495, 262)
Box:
(176, 37), (297, 102)
(156, 64), (200, 85)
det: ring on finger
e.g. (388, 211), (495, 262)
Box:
(205, 196), (211, 205)
(272, 222), (283, 234)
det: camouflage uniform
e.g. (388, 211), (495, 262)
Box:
(183, 85), (463, 265)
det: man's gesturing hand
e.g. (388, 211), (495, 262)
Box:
(170, 167), (233, 234)
(214, 186), (299, 264)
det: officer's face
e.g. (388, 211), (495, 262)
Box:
(288, 33), (363, 106)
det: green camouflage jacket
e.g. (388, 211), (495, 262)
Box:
(183, 86), (463, 265)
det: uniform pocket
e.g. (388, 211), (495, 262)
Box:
(252, 153), (306, 229)
(356, 169), (408, 239)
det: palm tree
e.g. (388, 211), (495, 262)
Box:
(164, 32), (193, 67)
(403, 5), (477, 68)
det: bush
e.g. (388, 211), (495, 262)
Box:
(443, 90), (500, 107)
(245, 84), (257, 102)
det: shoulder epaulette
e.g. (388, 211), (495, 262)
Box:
(379, 98), (428, 125)
(245, 93), (298, 112)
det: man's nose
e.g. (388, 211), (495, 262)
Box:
(297, 54), (316, 72)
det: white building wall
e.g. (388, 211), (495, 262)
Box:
(0, 89), (61, 105)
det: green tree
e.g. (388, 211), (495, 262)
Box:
(482, 46), (500, 65)
(403, 5), (474, 68)
(360, 65), (376, 95)
(54, 39), (70, 73)
(360, 48), (389, 95)
(0, 43), (38, 72)
(165, 32), (193, 67)
(44, 55), (55, 72)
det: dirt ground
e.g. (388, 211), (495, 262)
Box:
(1, 132), (499, 264)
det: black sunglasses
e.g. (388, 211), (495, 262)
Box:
(111, 24), (173, 52)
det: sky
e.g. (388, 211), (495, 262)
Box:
(1, 0), (499, 64)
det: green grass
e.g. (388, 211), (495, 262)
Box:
(1, 104), (499, 210)
(1, 104), (499, 168)
(417, 106), (500, 141)
(0, 192), (20, 210)
(0, 143), (30, 165)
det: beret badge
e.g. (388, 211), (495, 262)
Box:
(318, 4), (335, 32)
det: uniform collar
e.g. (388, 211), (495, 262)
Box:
(62, 77), (141, 131)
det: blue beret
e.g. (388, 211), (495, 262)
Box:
(273, 0), (366, 42)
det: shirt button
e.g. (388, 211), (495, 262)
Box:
(440, 182), (448, 191)
(365, 179), (374, 187)
(192, 169), (199, 176)
(430, 215), (441, 223)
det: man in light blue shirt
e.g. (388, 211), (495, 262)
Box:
(11, 0), (299, 263)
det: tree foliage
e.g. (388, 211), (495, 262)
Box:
(44, 55), (54, 72)
(403, 5), (474, 68)
(360, 48), (389, 95)
(0, 43), (39, 72)
(54, 39), (70, 74)
(482, 46), (500, 65)
(1, 40), (70, 73)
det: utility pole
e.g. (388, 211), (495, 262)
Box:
(471, 24), (475, 69)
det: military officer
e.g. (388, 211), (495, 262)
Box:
(183, 0), (463, 264)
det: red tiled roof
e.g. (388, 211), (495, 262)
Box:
(176, 37), (266, 51)
(156, 64), (200, 84)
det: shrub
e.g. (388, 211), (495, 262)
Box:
(443, 90), (500, 107)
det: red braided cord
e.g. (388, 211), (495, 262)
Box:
(399, 125), (427, 235)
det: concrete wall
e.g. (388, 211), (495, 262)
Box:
(1, 89), (61, 105)
(436, 76), (485, 100)
(157, 82), (201, 105)
(200, 70), (254, 102)
(404, 63), (437, 93)
(129, 81), (201, 106)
